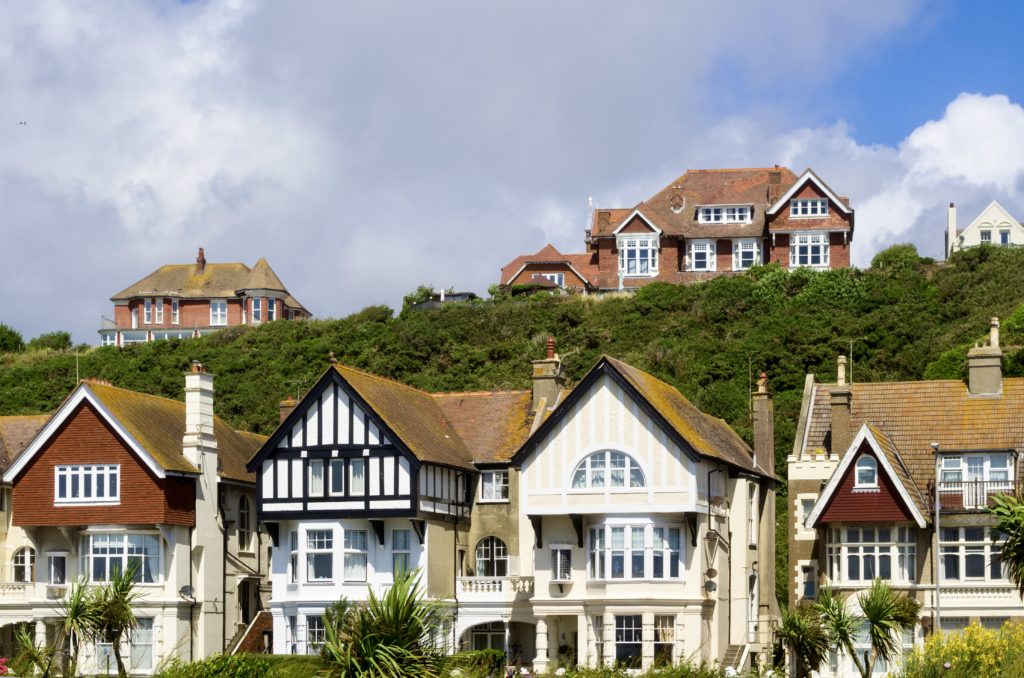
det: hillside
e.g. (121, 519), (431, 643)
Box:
(5, 245), (1024, 481)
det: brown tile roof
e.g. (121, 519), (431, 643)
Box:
(499, 244), (598, 286)
(865, 423), (929, 519)
(86, 382), (264, 483)
(433, 391), (534, 464)
(0, 415), (49, 474)
(604, 357), (769, 476)
(802, 378), (1024, 498)
(333, 365), (476, 470)
(112, 256), (307, 312)
(592, 167), (800, 239)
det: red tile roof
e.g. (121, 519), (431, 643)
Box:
(499, 244), (598, 287)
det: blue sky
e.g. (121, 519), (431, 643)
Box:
(3, 1), (1024, 343)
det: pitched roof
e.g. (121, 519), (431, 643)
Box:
(112, 254), (307, 312)
(865, 423), (929, 519)
(433, 390), (534, 464)
(591, 167), (800, 239)
(0, 415), (49, 474)
(499, 244), (598, 287)
(799, 377), (1024, 500)
(332, 365), (476, 470)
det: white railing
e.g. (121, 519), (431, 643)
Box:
(0, 583), (30, 599)
(941, 584), (1017, 599)
(457, 576), (534, 601)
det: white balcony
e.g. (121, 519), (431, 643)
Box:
(457, 576), (534, 604)
(0, 584), (29, 600)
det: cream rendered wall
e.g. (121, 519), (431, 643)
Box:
(950, 201), (1024, 253)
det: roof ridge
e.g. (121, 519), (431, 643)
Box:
(432, 389), (531, 398)
(683, 167), (791, 173)
(334, 364), (434, 397)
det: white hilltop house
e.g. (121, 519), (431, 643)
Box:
(947, 200), (1024, 255)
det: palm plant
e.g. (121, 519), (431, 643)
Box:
(320, 572), (447, 677)
(55, 576), (101, 678)
(90, 563), (142, 678)
(11, 623), (57, 678)
(777, 603), (829, 677)
(986, 493), (1024, 596)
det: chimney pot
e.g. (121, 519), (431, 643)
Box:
(546, 337), (555, 360)
(837, 355), (848, 386)
(991, 317), (1000, 348)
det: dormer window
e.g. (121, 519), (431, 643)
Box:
(698, 206), (751, 224)
(855, 456), (877, 489)
(790, 199), (828, 217)
(617, 236), (659, 277)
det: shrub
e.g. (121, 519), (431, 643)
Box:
(0, 324), (23, 353)
(26, 331), (72, 352)
(155, 653), (271, 678)
(895, 620), (1024, 677)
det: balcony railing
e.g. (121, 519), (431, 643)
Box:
(0, 583), (29, 599)
(457, 576), (533, 603)
(937, 480), (1020, 512)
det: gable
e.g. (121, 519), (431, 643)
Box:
(815, 445), (914, 525)
(767, 169), (852, 216)
(612, 209), (663, 235)
(962, 201), (1022, 235)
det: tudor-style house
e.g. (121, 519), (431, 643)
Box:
(251, 343), (779, 674)
(946, 200), (1024, 255)
(789, 318), (1024, 676)
(499, 166), (854, 292)
(0, 365), (269, 673)
(99, 248), (311, 346)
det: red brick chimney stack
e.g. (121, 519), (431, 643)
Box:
(196, 247), (207, 274)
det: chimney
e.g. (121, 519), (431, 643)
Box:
(830, 356), (852, 457)
(752, 372), (775, 475)
(531, 337), (564, 413)
(968, 317), (1003, 396)
(279, 397), (298, 423)
(183, 361), (217, 467)
(196, 247), (207, 275)
(947, 202), (957, 257)
(767, 167), (783, 204)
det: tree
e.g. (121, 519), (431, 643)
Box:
(0, 323), (23, 353)
(320, 572), (447, 677)
(57, 577), (101, 678)
(400, 285), (435, 315)
(27, 331), (72, 352)
(777, 603), (829, 677)
(986, 493), (1024, 597)
(90, 563), (142, 678)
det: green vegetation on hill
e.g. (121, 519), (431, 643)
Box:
(4, 245), (1024, 480)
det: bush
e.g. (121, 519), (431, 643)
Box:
(0, 324), (23, 353)
(26, 331), (72, 352)
(155, 653), (270, 678)
(445, 648), (505, 676)
(896, 621), (1024, 677)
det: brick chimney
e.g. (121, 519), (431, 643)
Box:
(531, 337), (563, 413)
(968, 317), (1003, 396)
(196, 247), (207, 275)
(767, 166), (783, 204)
(830, 355), (852, 457)
(752, 372), (774, 474)
(279, 397), (298, 423)
(183, 361), (216, 467)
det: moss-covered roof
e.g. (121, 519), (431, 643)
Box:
(0, 415), (49, 473)
(87, 382), (264, 483)
(433, 390), (534, 464)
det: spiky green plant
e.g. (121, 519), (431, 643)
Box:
(987, 493), (1024, 597)
(56, 576), (101, 678)
(777, 603), (829, 677)
(90, 563), (142, 678)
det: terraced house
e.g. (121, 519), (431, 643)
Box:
(788, 318), (1024, 676)
(500, 165), (854, 292)
(0, 365), (269, 673)
(250, 342), (780, 673)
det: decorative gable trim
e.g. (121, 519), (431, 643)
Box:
(611, 209), (663, 235)
(3, 385), (170, 484)
(767, 168), (853, 216)
(510, 358), (700, 467)
(805, 423), (927, 529)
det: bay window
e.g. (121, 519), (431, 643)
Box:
(80, 533), (160, 583)
(252, 297), (262, 323)
(306, 529), (333, 582)
(289, 530), (299, 584)
(687, 239), (716, 272)
(171, 299), (179, 324)
(343, 530), (368, 581)
(154, 299), (163, 324)
(617, 236), (659, 277)
(654, 615), (675, 667)
(790, 232), (829, 268)
(392, 529), (411, 577)
(941, 526), (1005, 582)
(268, 298), (277, 320)
(588, 523), (683, 580)
(825, 525), (916, 584)
(732, 239), (760, 270)
(615, 615), (642, 668)
(144, 298), (152, 324)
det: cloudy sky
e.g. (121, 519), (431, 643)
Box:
(5, 0), (1024, 344)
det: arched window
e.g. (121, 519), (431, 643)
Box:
(474, 537), (508, 577)
(855, 456), (878, 488)
(571, 451), (645, 489)
(12, 547), (34, 583)
(238, 496), (252, 551)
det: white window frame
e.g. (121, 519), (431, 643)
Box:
(698, 205), (751, 224)
(480, 470), (509, 502)
(130, 617), (154, 671)
(171, 299), (179, 325)
(328, 459), (345, 496)
(79, 532), (161, 584)
(308, 459), (325, 497)
(237, 496), (252, 552)
(552, 546), (572, 581)
(143, 298), (152, 325)
(55, 465), (120, 505)
(789, 232), (830, 269)
(475, 536), (508, 577)
(940, 526), (1005, 583)
(617, 235), (659, 277)
(268, 298), (276, 321)
(289, 530), (299, 584)
(210, 300), (228, 326)
(732, 238), (761, 271)
(155, 299), (163, 324)
(392, 529), (411, 577)
(532, 272), (565, 287)
(348, 459), (366, 496)
(796, 495), (818, 539)
(800, 560), (819, 600)
(47, 552), (67, 585)
(131, 307), (138, 329)
(306, 529), (334, 582)
(980, 229), (992, 243)
(306, 615), (326, 655)
(588, 522), (682, 581)
(343, 529), (368, 581)
(614, 614), (642, 668)
(748, 484), (758, 547)
(790, 198), (829, 217)
(13, 547), (34, 583)
(825, 525), (916, 584)
(571, 450), (646, 490)
(252, 297), (262, 323)
(687, 239), (716, 272)
(854, 456), (878, 489)
(653, 615), (675, 668)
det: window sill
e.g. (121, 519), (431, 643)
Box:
(478, 499), (511, 505)
(851, 487), (880, 493)
(303, 581), (335, 586)
(686, 269), (716, 274)
(788, 215), (829, 220)
(54, 501), (121, 507)
(619, 273), (659, 279)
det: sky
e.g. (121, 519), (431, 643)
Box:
(5, 0), (1024, 344)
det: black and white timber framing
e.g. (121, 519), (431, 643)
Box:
(246, 368), (472, 522)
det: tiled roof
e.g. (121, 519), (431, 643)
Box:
(592, 167), (800, 239)
(604, 357), (769, 477)
(865, 423), (929, 519)
(0, 415), (49, 473)
(802, 378), (1024, 496)
(499, 244), (598, 286)
(333, 365), (476, 471)
(433, 390), (534, 464)
(112, 256), (307, 311)
(87, 382), (264, 483)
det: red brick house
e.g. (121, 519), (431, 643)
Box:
(500, 167), (854, 292)
(99, 248), (310, 346)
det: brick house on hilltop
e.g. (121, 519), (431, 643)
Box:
(99, 248), (310, 346)
(500, 166), (854, 292)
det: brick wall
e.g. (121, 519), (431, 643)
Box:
(12, 402), (195, 527)
(817, 448), (913, 523)
(768, 182), (852, 234)
(509, 263), (589, 289)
